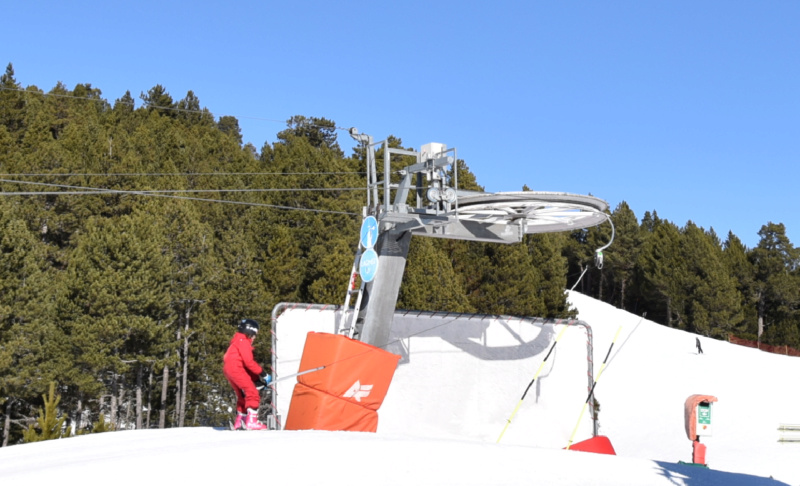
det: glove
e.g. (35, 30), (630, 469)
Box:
(260, 372), (272, 386)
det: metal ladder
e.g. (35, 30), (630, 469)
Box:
(341, 247), (366, 339)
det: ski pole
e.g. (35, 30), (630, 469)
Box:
(274, 366), (325, 383)
(565, 325), (622, 450)
(257, 366), (326, 389)
(497, 324), (569, 444)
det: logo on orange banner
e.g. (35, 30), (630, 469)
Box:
(343, 380), (373, 402)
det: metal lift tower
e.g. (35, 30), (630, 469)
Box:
(342, 129), (611, 348)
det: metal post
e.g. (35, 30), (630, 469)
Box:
(356, 229), (412, 347)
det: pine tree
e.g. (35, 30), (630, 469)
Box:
(0, 208), (70, 445)
(22, 382), (72, 443)
(723, 232), (758, 339)
(467, 242), (542, 316)
(63, 208), (173, 429)
(0, 63), (26, 135)
(140, 85), (175, 117)
(605, 201), (642, 309)
(749, 223), (800, 345)
(681, 223), (744, 338)
(635, 216), (685, 328)
(398, 237), (473, 313)
(527, 232), (574, 318)
(277, 115), (342, 157)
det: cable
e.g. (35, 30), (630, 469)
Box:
(0, 188), (366, 196)
(0, 171), (366, 177)
(0, 178), (360, 216)
(0, 178), (364, 194)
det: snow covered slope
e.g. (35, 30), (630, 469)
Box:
(1, 291), (797, 485)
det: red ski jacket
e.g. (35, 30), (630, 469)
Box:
(223, 332), (263, 381)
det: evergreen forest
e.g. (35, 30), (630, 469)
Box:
(1, 64), (798, 445)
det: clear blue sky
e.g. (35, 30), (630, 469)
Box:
(4, 1), (799, 248)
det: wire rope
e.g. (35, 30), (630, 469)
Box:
(0, 178), (360, 216)
(0, 171), (366, 177)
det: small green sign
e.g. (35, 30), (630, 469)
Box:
(698, 404), (711, 424)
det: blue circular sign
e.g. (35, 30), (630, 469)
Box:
(360, 216), (379, 249)
(359, 248), (379, 283)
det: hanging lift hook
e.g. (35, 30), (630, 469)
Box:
(571, 212), (615, 291)
(594, 213), (615, 270)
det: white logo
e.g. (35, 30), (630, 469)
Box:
(343, 380), (373, 402)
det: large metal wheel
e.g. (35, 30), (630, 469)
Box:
(455, 191), (609, 234)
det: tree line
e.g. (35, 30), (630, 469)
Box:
(0, 63), (797, 445)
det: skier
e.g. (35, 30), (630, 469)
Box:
(223, 318), (272, 430)
(696, 337), (704, 355)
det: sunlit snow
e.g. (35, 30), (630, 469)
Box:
(1, 291), (797, 485)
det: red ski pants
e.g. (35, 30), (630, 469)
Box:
(224, 370), (260, 413)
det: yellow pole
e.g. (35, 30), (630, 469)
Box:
(566, 325), (623, 450)
(497, 324), (569, 443)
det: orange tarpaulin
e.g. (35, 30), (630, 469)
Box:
(684, 394), (718, 440)
(285, 332), (401, 432)
(285, 383), (378, 432)
(296, 332), (401, 411)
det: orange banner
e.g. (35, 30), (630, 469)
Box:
(285, 332), (400, 432)
(296, 332), (401, 411)
(285, 383), (378, 432)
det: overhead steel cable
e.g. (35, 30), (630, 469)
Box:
(0, 178), (360, 216)
(0, 187), (366, 195)
(0, 171), (366, 177)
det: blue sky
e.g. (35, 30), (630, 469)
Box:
(4, 1), (798, 248)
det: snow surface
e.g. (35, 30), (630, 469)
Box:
(1, 291), (798, 485)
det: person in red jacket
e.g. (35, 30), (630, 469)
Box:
(223, 318), (271, 430)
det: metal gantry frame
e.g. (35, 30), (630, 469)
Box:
(346, 129), (613, 350)
(269, 304), (602, 436)
(350, 127), (611, 245)
(266, 130), (614, 433)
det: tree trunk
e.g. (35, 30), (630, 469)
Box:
(597, 269), (604, 301)
(159, 354), (169, 429)
(75, 397), (83, 434)
(110, 374), (118, 429)
(2, 400), (12, 447)
(175, 328), (182, 427)
(179, 318), (190, 427)
(135, 365), (143, 430)
(178, 304), (194, 428)
(124, 388), (132, 429)
(757, 291), (765, 344)
(666, 296), (672, 328)
(146, 368), (153, 429)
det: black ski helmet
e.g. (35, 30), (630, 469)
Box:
(238, 318), (260, 337)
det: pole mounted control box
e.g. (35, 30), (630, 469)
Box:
(684, 394), (718, 441)
(683, 394), (718, 466)
(695, 401), (713, 437)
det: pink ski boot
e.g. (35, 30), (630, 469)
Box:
(233, 411), (246, 430)
(245, 408), (267, 430)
